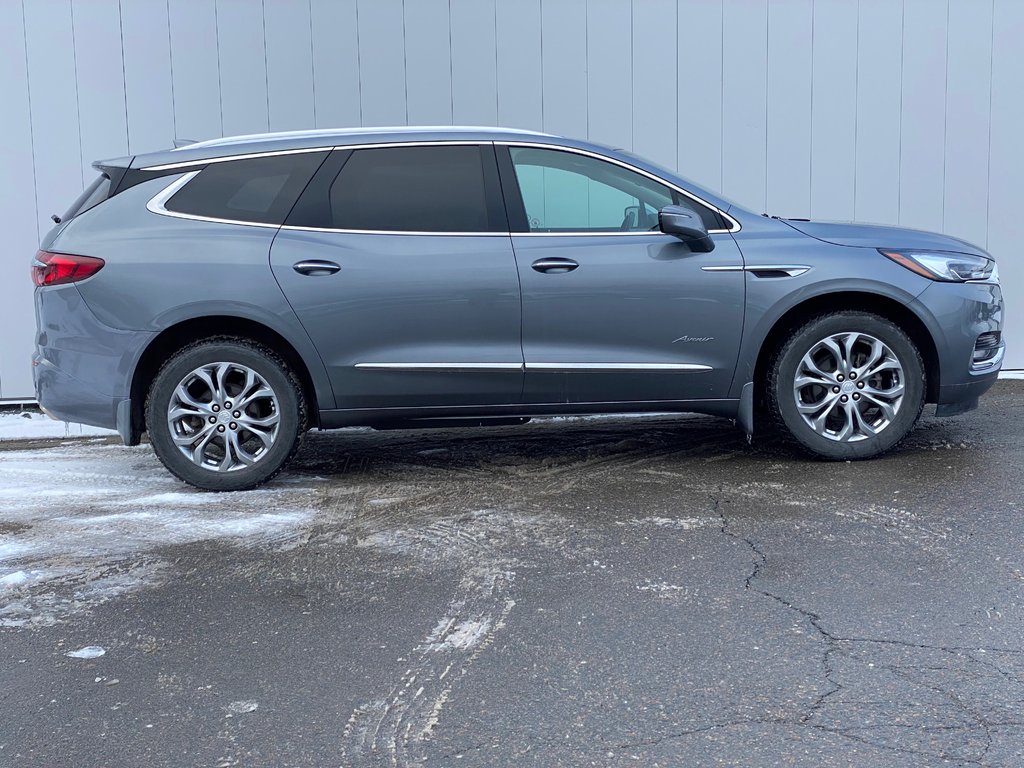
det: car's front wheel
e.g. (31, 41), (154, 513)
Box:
(146, 337), (306, 491)
(767, 311), (926, 460)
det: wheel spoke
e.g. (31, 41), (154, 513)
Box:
(862, 380), (905, 399)
(811, 397), (842, 434)
(239, 410), (280, 429)
(236, 386), (274, 410)
(861, 392), (897, 421)
(851, 404), (879, 437)
(799, 353), (838, 384)
(172, 421), (214, 447)
(190, 428), (218, 465)
(819, 338), (848, 376)
(798, 391), (839, 415)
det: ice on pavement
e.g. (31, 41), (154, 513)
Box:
(0, 441), (320, 627)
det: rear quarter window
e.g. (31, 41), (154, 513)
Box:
(164, 151), (328, 225)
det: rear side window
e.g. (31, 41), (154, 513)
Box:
(321, 145), (496, 232)
(165, 151), (328, 225)
(62, 174), (111, 222)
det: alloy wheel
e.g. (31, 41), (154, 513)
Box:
(792, 332), (905, 442)
(167, 362), (281, 471)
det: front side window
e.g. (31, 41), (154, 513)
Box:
(165, 151), (328, 225)
(508, 146), (721, 233)
(324, 145), (496, 233)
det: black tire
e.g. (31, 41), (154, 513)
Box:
(766, 311), (926, 460)
(145, 337), (306, 491)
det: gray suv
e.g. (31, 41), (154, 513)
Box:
(32, 127), (1004, 491)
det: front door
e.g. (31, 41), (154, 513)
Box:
(270, 144), (523, 410)
(499, 144), (745, 404)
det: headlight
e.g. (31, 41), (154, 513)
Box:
(879, 249), (996, 282)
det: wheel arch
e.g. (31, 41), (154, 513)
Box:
(751, 291), (941, 407)
(128, 315), (323, 443)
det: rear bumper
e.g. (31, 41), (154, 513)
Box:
(33, 284), (153, 444)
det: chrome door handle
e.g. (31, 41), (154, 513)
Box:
(293, 260), (340, 276)
(531, 258), (579, 273)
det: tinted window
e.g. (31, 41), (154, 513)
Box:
(508, 146), (722, 232)
(165, 151), (328, 224)
(326, 145), (494, 232)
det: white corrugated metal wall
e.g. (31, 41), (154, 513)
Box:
(1, 0), (1021, 399)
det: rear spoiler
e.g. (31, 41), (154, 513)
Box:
(92, 156), (135, 196)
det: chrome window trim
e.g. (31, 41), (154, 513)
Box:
(144, 139), (742, 235)
(497, 141), (741, 234)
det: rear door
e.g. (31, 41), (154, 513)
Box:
(498, 144), (745, 404)
(270, 143), (524, 410)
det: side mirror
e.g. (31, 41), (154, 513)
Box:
(658, 205), (715, 252)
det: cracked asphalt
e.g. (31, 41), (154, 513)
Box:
(1, 380), (1023, 767)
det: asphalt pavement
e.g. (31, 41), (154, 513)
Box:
(1, 381), (1023, 767)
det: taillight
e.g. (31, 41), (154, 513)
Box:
(31, 251), (105, 287)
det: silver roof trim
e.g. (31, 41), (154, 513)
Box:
(171, 125), (557, 151)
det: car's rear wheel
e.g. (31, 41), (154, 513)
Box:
(767, 311), (925, 460)
(146, 337), (306, 491)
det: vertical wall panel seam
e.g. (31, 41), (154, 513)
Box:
(763, 0), (768, 213)
(69, 0), (84, 187)
(447, 0), (454, 123)
(401, 0), (408, 124)
(20, 0), (40, 243)
(493, 0), (499, 122)
(165, 0), (177, 139)
(984, 0), (995, 250)
(897, 0), (905, 222)
(214, 0), (224, 136)
(718, 1), (723, 189)
(584, 0), (589, 140)
(809, 0), (815, 215)
(262, 0), (270, 130)
(117, 0), (130, 151)
(355, 0), (364, 125)
(852, 0), (860, 220)
(941, 0), (950, 229)
(308, 0), (317, 127)
(539, 0), (545, 129)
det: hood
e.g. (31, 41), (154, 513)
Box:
(780, 219), (990, 258)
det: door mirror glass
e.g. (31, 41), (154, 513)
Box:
(658, 205), (715, 252)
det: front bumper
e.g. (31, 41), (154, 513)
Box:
(912, 279), (1004, 416)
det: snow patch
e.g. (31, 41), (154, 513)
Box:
(422, 616), (493, 652)
(629, 516), (715, 531)
(0, 442), (321, 626)
(66, 645), (105, 659)
(0, 411), (116, 441)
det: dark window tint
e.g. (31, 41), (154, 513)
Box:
(328, 145), (493, 232)
(62, 174), (111, 222)
(166, 151), (328, 224)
